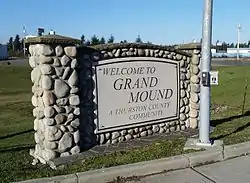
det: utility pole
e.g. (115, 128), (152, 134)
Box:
(237, 24), (241, 61)
(199, 0), (213, 145)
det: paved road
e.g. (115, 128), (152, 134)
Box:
(1, 58), (250, 67)
(127, 155), (250, 183)
(212, 59), (250, 66)
(0, 59), (29, 65)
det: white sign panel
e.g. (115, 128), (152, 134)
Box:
(94, 57), (180, 133)
(210, 71), (219, 85)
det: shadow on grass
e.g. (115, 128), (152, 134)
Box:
(0, 144), (33, 153)
(212, 121), (250, 141)
(0, 129), (34, 140)
(211, 110), (250, 141)
(211, 110), (250, 127)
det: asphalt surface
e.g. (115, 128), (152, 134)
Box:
(212, 58), (250, 66)
(0, 59), (29, 65)
(1, 58), (250, 66)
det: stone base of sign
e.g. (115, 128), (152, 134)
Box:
(25, 35), (203, 164)
(48, 128), (198, 169)
(183, 138), (223, 151)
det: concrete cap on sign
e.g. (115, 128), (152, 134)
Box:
(25, 34), (81, 46)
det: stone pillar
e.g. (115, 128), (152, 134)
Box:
(178, 54), (192, 131)
(189, 48), (201, 129)
(26, 35), (82, 164)
(175, 43), (201, 129)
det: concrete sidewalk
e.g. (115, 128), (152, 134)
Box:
(15, 140), (250, 183)
(127, 155), (250, 183)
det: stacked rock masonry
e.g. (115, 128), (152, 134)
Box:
(189, 49), (201, 129)
(78, 43), (201, 147)
(29, 43), (81, 163)
(176, 44), (201, 129)
(27, 36), (201, 164)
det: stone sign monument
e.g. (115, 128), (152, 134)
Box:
(26, 35), (201, 165)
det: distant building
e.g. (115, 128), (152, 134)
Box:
(0, 44), (8, 60)
(212, 47), (250, 58)
(227, 48), (250, 54)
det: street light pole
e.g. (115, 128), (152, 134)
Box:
(237, 24), (241, 61)
(199, 0), (213, 145)
(23, 26), (27, 56)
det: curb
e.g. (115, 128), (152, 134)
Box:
(14, 141), (250, 183)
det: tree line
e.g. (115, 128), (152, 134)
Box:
(6, 33), (146, 57)
(6, 33), (250, 58)
(80, 34), (146, 45)
(7, 35), (25, 57)
(216, 40), (250, 48)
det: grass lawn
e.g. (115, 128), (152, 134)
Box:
(210, 66), (250, 144)
(0, 65), (250, 182)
